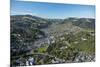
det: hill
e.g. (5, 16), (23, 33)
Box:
(11, 15), (95, 66)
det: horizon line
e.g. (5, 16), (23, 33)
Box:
(10, 14), (95, 19)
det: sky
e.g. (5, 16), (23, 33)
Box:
(11, 0), (95, 19)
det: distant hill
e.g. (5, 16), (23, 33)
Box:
(11, 15), (51, 29)
(47, 19), (64, 24)
(63, 18), (95, 29)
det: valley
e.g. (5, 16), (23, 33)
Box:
(11, 15), (95, 66)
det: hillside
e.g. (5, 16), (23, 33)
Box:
(11, 15), (95, 66)
(11, 15), (49, 57)
(63, 18), (95, 29)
